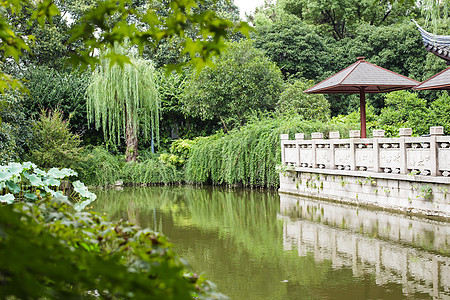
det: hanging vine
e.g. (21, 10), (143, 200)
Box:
(86, 42), (159, 161)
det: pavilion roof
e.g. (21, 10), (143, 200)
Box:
(305, 58), (419, 94)
(414, 67), (450, 90)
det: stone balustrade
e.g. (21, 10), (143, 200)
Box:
(281, 126), (450, 178)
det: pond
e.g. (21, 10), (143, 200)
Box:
(94, 186), (450, 299)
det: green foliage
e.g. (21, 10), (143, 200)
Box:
(87, 43), (160, 162)
(30, 110), (85, 170)
(157, 70), (219, 141)
(253, 13), (332, 79)
(22, 66), (94, 138)
(79, 146), (184, 186)
(185, 115), (354, 187)
(182, 40), (284, 130)
(78, 146), (123, 186)
(160, 139), (197, 168)
(277, 79), (331, 121)
(378, 91), (429, 136)
(0, 163), (220, 299)
(428, 92), (450, 134)
(121, 160), (184, 185)
(0, 94), (32, 164)
(281, 0), (417, 40)
(0, 0), (250, 94)
(331, 104), (380, 135)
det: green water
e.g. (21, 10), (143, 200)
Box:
(94, 186), (450, 299)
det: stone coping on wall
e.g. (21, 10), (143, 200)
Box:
(280, 127), (450, 179)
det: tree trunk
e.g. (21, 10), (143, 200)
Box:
(125, 107), (138, 162)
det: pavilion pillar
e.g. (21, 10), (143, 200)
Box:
(360, 87), (367, 138)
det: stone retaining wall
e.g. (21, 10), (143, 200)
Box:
(279, 127), (450, 219)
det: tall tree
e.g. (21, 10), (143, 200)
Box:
(181, 40), (284, 131)
(86, 43), (159, 162)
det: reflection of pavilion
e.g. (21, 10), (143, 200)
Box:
(279, 194), (450, 299)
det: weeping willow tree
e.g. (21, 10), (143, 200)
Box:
(421, 0), (450, 33)
(86, 43), (159, 162)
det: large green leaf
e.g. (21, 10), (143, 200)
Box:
(7, 163), (23, 175)
(0, 194), (14, 204)
(25, 174), (44, 187)
(44, 177), (60, 187)
(5, 180), (20, 194)
(24, 193), (38, 200)
(0, 170), (12, 181)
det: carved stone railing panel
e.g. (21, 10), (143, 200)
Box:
(316, 142), (331, 169)
(284, 144), (297, 165)
(335, 146), (351, 170)
(299, 146), (313, 167)
(355, 142), (373, 171)
(280, 127), (450, 178)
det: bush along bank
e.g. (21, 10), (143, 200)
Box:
(185, 116), (353, 188)
(80, 116), (354, 188)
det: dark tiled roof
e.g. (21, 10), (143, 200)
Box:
(304, 59), (419, 94)
(415, 67), (450, 90)
(412, 19), (450, 63)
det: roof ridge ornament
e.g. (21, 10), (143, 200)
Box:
(357, 56), (365, 61)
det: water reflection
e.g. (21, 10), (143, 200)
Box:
(280, 194), (450, 299)
(94, 186), (450, 300)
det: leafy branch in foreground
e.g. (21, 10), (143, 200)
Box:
(0, 161), (226, 299)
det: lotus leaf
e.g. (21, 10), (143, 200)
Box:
(34, 168), (47, 176)
(5, 181), (20, 194)
(47, 168), (64, 178)
(0, 171), (12, 181)
(24, 193), (38, 200)
(74, 199), (93, 212)
(0, 194), (15, 204)
(7, 162), (23, 175)
(61, 168), (77, 177)
(22, 162), (36, 170)
(44, 177), (60, 187)
(25, 174), (44, 187)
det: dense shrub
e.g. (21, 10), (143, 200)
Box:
(30, 110), (85, 170)
(159, 138), (197, 168)
(428, 92), (450, 135)
(277, 79), (330, 121)
(79, 147), (184, 186)
(78, 146), (123, 186)
(121, 160), (183, 184)
(378, 91), (429, 136)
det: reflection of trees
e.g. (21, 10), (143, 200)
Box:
(94, 187), (415, 299)
(94, 187), (333, 277)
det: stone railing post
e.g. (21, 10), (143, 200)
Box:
(399, 128), (411, 174)
(329, 131), (340, 170)
(430, 126), (444, 176)
(280, 134), (289, 165)
(295, 133), (305, 167)
(349, 130), (360, 171)
(372, 130), (384, 173)
(311, 132), (323, 168)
